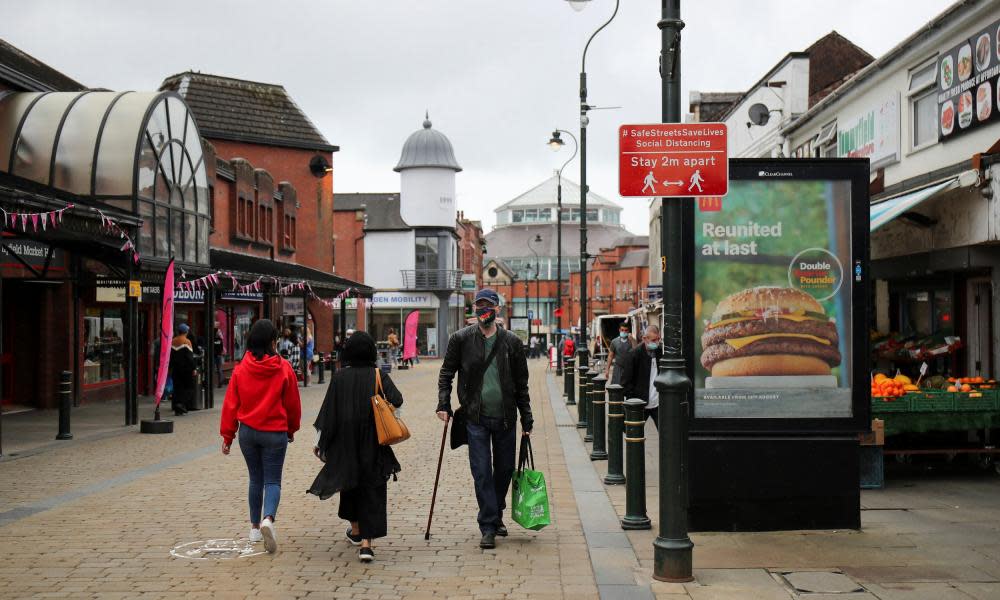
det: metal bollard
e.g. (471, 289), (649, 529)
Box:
(621, 398), (651, 529)
(584, 364), (599, 443)
(590, 373), (608, 460)
(56, 370), (73, 440)
(318, 354), (325, 384)
(565, 355), (575, 404)
(604, 383), (626, 484)
(576, 359), (589, 429)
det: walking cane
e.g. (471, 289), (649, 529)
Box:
(425, 415), (450, 540)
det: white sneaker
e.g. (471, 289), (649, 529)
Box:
(249, 528), (263, 543)
(260, 517), (277, 553)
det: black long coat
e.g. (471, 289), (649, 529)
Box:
(308, 366), (403, 500)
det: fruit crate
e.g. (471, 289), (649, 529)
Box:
(953, 389), (999, 411)
(871, 395), (912, 413)
(907, 391), (956, 412)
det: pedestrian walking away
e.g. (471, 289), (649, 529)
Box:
(437, 287), (533, 549)
(309, 331), (404, 563)
(213, 321), (225, 387)
(621, 324), (662, 428)
(169, 323), (197, 415)
(220, 319), (302, 554)
(605, 321), (637, 385)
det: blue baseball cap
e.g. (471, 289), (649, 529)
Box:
(474, 288), (500, 306)
(178, 323), (190, 333)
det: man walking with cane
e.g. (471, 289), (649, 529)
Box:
(437, 288), (532, 549)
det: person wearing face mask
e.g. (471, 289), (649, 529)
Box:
(605, 321), (637, 384)
(621, 324), (663, 428)
(437, 288), (533, 549)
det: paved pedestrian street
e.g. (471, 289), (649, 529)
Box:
(0, 360), (600, 600)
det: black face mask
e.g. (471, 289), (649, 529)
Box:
(476, 305), (497, 326)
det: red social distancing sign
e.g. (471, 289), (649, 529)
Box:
(619, 124), (728, 198)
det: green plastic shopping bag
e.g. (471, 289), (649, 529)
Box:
(511, 435), (550, 531)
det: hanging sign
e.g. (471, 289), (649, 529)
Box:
(619, 123), (728, 197)
(128, 280), (142, 299)
(938, 17), (1000, 140)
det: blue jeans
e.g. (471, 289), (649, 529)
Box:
(467, 415), (516, 535)
(238, 424), (288, 525)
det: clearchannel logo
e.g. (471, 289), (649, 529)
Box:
(758, 170), (793, 177)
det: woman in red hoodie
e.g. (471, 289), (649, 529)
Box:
(220, 319), (301, 554)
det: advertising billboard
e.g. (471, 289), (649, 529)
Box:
(938, 16), (1000, 140)
(691, 159), (869, 433)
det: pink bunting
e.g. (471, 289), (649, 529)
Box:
(31, 214), (38, 230)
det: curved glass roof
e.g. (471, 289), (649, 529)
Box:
(0, 91), (210, 264)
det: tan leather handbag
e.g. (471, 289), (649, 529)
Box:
(371, 368), (410, 445)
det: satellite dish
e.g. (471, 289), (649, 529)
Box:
(748, 103), (771, 127)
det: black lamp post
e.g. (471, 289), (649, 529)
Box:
(548, 129), (578, 376)
(527, 234), (542, 350)
(566, 0), (620, 370)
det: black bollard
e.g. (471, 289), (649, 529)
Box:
(576, 360), (589, 429)
(56, 370), (73, 440)
(621, 398), (651, 529)
(590, 373), (608, 460)
(584, 364), (599, 443)
(604, 383), (626, 484)
(565, 355), (576, 404)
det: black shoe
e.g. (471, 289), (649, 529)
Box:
(479, 533), (496, 549)
(346, 528), (363, 546)
(359, 546), (374, 562)
(496, 524), (508, 537)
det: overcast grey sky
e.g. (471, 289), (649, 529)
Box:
(2, 0), (950, 236)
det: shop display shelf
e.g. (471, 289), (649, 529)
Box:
(871, 396), (912, 413)
(907, 392), (956, 412)
(954, 390), (999, 411)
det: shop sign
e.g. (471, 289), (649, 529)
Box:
(448, 293), (466, 308)
(329, 297), (358, 310)
(938, 17), (1000, 140)
(371, 292), (436, 308)
(509, 317), (529, 343)
(460, 274), (477, 291)
(837, 93), (899, 169)
(693, 160), (865, 423)
(619, 123), (728, 197)
(283, 297), (304, 316)
(128, 280), (142, 299)
(96, 281), (161, 303)
(0, 237), (65, 273)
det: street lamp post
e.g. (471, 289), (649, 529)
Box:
(653, 0), (694, 583)
(565, 0), (620, 371)
(548, 129), (578, 376)
(523, 266), (532, 343)
(527, 234), (543, 352)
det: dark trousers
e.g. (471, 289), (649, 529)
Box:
(467, 415), (516, 535)
(339, 483), (388, 539)
(238, 424), (288, 525)
(645, 407), (659, 429)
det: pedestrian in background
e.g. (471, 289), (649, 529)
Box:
(302, 325), (315, 386)
(213, 321), (225, 387)
(605, 321), (637, 385)
(437, 288), (532, 549)
(621, 324), (662, 429)
(387, 328), (400, 366)
(220, 319), (302, 554)
(170, 324), (197, 415)
(309, 331), (403, 563)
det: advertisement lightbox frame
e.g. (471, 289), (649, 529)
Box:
(687, 158), (870, 435)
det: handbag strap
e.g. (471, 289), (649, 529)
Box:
(517, 435), (534, 472)
(374, 367), (384, 398)
(474, 331), (505, 387)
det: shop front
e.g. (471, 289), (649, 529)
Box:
(368, 291), (463, 356)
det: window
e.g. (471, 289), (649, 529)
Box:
(282, 214), (297, 250)
(594, 278), (601, 298)
(908, 58), (938, 151)
(794, 136), (815, 158)
(605, 210), (620, 224)
(257, 203), (274, 245)
(815, 120), (837, 157)
(524, 209), (538, 222)
(278, 183), (297, 253)
(512, 210), (524, 223)
(237, 193), (254, 239)
(538, 208), (551, 221)
(615, 281), (622, 300)
(415, 236), (440, 270)
(83, 307), (124, 385)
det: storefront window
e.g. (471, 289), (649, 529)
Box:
(232, 307), (254, 360)
(83, 307), (124, 385)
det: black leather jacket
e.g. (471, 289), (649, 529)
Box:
(437, 324), (533, 431)
(622, 344), (662, 402)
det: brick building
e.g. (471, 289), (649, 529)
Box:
(565, 236), (650, 341)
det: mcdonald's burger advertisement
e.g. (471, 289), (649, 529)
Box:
(692, 160), (869, 425)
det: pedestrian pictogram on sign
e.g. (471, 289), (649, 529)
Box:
(618, 124), (728, 198)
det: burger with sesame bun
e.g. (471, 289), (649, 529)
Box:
(701, 286), (841, 377)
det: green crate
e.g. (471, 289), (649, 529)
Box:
(954, 390), (998, 411)
(909, 392), (956, 412)
(871, 395), (912, 413)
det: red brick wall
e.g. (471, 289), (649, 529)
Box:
(332, 208), (365, 283)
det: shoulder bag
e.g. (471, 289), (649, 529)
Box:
(372, 368), (410, 445)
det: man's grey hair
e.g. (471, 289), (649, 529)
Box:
(644, 324), (660, 335)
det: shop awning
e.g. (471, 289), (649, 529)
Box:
(210, 249), (372, 297)
(870, 178), (958, 232)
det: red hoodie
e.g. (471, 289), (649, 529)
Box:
(220, 352), (301, 445)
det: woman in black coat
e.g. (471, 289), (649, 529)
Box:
(169, 326), (198, 415)
(308, 331), (403, 563)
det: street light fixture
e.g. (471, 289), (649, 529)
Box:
(547, 129), (578, 375)
(564, 0), (620, 371)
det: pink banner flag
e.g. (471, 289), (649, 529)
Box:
(155, 259), (175, 409)
(403, 310), (419, 361)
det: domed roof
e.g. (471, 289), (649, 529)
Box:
(394, 113), (462, 172)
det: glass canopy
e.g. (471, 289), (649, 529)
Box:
(0, 91), (210, 265)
